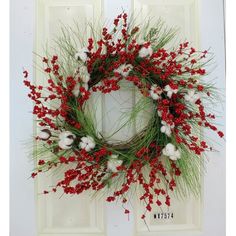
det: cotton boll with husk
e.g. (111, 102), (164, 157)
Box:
(79, 135), (96, 152)
(114, 64), (133, 78)
(164, 84), (178, 98)
(58, 131), (76, 150)
(75, 47), (89, 62)
(160, 121), (174, 137)
(162, 143), (181, 161)
(38, 129), (51, 141)
(150, 84), (162, 100)
(139, 43), (153, 58)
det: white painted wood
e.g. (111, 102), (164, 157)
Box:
(134, 196), (202, 235)
(101, 81), (136, 143)
(131, 1), (225, 236)
(35, 1), (104, 236)
(132, 0), (203, 235)
(37, 169), (104, 235)
(132, 0), (200, 46)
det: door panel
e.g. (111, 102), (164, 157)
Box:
(35, 1), (104, 236)
(132, 0), (199, 46)
(37, 171), (104, 235)
(100, 82), (136, 143)
(132, 0), (202, 235)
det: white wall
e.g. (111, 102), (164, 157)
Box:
(200, 0), (226, 235)
(10, 0), (36, 235)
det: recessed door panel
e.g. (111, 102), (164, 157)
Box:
(132, 0), (202, 235)
(35, 1), (104, 236)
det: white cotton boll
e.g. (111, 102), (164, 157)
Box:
(79, 135), (96, 152)
(163, 143), (175, 156)
(114, 65), (122, 74)
(162, 148), (168, 157)
(80, 137), (88, 143)
(38, 129), (51, 140)
(86, 136), (95, 145)
(164, 85), (178, 98)
(58, 140), (73, 150)
(163, 143), (174, 155)
(86, 136), (94, 142)
(123, 64), (133, 77)
(167, 90), (173, 98)
(150, 91), (159, 100)
(84, 137), (95, 151)
(184, 90), (200, 103)
(139, 45), (153, 58)
(164, 85), (170, 94)
(160, 121), (174, 137)
(59, 131), (75, 141)
(58, 131), (76, 150)
(162, 143), (181, 161)
(107, 155), (123, 172)
(85, 145), (91, 152)
(169, 154), (178, 161)
(79, 137), (89, 149)
(114, 64), (133, 78)
(88, 137), (95, 149)
(63, 137), (74, 146)
(79, 141), (87, 149)
(79, 141), (85, 149)
(150, 84), (162, 100)
(75, 47), (89, 62)
(59, 138), (74, 149)
(160, 125), (171, 137)
(169, 150), (181, 161)
(160, 125), (166, 133)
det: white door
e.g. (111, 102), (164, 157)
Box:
(10, 0), (225, 236)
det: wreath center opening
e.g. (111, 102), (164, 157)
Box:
(86, 80), (153, 146)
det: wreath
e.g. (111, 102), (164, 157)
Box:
(23, 13), (224, 218)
